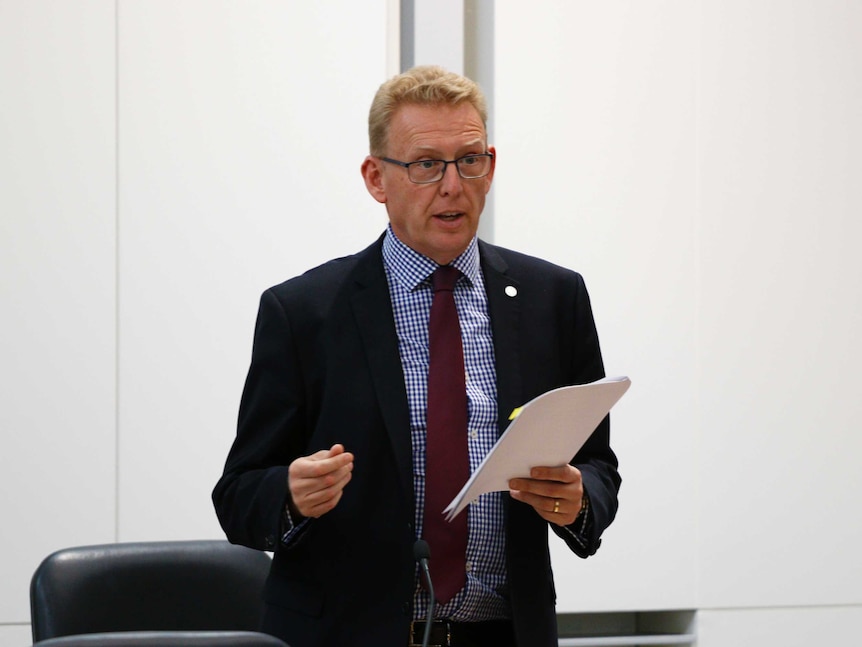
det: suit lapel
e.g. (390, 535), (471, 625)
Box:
(350, 241), (414, 503)
(479, 241), (524, 436)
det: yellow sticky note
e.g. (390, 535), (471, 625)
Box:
(508, 406), (523, 421)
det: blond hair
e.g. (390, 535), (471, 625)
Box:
(367, 65), (488, 157)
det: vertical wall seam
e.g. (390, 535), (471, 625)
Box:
(693, 0), (703, 605)
(114, 0), (121, 544)
(400, 0), (414, 71)
(464, 0), (495, 242)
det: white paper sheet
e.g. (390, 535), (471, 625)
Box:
(443, 376), (631, 520)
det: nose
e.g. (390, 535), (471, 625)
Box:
(438, 160), (463, 195)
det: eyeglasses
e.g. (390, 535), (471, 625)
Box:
(380, 153), (494, 184)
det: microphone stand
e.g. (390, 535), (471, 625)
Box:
(413, 540), (436, 647)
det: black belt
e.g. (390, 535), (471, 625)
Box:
(408, 619), (514, 647)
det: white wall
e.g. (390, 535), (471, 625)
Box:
(114, 0), (389, 543)
(697, 0), (862, 611)
(2, 1), (861, 645)
(495, 0), (700, 612)
(0, 0), (390, 643)
(493, 0), (862, 641)
(1, 1), (118, 641)
(697, 607), (862, 647)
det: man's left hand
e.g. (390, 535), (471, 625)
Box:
(509, 464), (584, 526)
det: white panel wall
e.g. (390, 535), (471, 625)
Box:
(698, 607), (862, 647)
(495, 1), (700, 612)
(697, 0), (862, 609)
(0, 626), (32, 647)
(115, 0), (389, 542)
(0, 0), (389, 642)
(495, 0), (862, 628)
(0, 0), (117, 628)
(414, 0), (464, 74)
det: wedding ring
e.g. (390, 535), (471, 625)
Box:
(553, 499), (560, 514)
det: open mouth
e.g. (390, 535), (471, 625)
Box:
(435, 212), (464, 222)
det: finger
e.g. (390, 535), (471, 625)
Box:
(509, 488), (559, 512)
(312, 444), (354, 470)
(327, 443), (347, 457)
(292, 468), (353, 518)
(300, 444), (346, 464)
(291, 461), (353, 496)
(509, 465), (580, 488)
(510, 489), (578, 526)
(508, 477), (580, 501)
(304, 444), (350, 464)
(303, 482), (348, 518)
(528, 464), (580, 483)
(291, 449), (354, 480)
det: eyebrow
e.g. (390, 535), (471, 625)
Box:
(412, 140), (487, 156)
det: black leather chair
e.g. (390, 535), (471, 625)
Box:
(33, 630), (288, 646)
(30, 540), (273, 643)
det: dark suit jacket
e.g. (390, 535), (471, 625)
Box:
(212, 235), (620, 647)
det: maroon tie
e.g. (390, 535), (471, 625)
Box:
(423, 265), (469, 604)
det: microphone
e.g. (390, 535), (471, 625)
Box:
(413, 539), (436, 647)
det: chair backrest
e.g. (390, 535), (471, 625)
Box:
(30, 540), (273, 642)
(31, 630), (288, 647)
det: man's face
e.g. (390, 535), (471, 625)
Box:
(362, 103), (495, 265)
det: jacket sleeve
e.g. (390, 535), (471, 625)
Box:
(553, 273), (621, 557)
(212, 288), (310, 552)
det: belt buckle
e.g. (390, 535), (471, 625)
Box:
(408, 620), (451, 647)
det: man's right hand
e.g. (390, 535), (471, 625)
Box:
(287, 443), (354, 518)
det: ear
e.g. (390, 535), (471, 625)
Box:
(361, 156), (387, 204)
(483, 146), (497, 194)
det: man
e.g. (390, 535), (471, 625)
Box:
(213, 65), (620, 647)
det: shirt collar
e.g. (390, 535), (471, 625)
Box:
(382, 224), (481, 291)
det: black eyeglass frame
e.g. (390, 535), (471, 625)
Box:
(379, 152), (494, 184)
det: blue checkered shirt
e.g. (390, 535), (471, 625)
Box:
(381, 226), (510, 622)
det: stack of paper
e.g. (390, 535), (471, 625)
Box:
(444, 376), (630, 520)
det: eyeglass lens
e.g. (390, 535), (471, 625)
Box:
(409, 155), (491, 183)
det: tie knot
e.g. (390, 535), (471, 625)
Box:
(432, 265), (461, 293)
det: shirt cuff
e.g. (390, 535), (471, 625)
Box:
(561, 490), (592, 550)
(281, 502), (311, 547)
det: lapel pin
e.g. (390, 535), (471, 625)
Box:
(505, 285), (517, 297)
